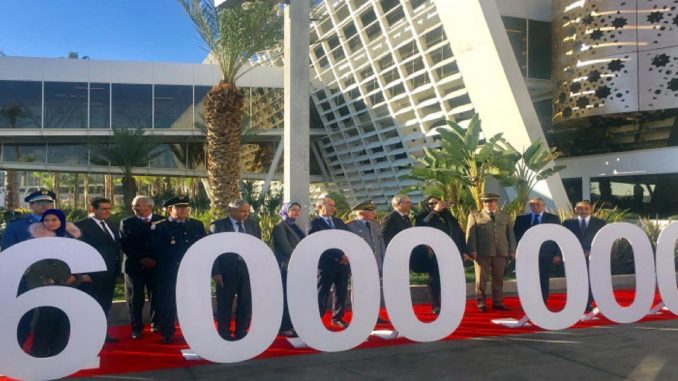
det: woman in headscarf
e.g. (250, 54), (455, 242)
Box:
(271, 202), (305, 337)
(27, 208), (83, 357)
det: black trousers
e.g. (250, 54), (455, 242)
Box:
(215, 261), (251, 340)
(154, 266), (179, 339)
(539, 256), (553, 303)
(30, 307), (70, 357)
(428, 259), (441, 312)
(80, 271), (117, 317)
(279, 267), (293, 332)
(125, 268), (158, 332)
(317, 263), (350, 321)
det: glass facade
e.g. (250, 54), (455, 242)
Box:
(502, 16), (552, 80)
(0, 80), (216, 130)
(0, 80), (42, 128)
(44, 82), (88, 129)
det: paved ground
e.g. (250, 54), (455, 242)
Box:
(84, 318), (678, 381)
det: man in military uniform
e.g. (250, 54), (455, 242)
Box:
(466, 192), (517, 312)
(119, 195), (164, 339)
(1, 189), (56, 346)
(210, 200), (261, 341)
(149, 196), (206, 344)
(347, 200), (385, 276)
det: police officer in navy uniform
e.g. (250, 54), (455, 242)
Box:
(1, 189), (56, 346)
(149, 196), (206, 344)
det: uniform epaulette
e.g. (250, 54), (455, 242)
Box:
(150, 219), (167, 230)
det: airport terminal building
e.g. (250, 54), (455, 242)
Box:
(1, 0), (677, 215)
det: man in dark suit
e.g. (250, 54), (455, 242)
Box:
(307, 197), (351, 328)
(514, 197), (561, 302)
(563, 200), (606, 312)
(210, 200), (261, 341)
(381, 194), (413, 247)
(76, 197), (120, 343)
(119, 195), (163, 339)
(149, 195), (206, 344)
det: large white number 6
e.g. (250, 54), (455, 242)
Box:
(0, 237), (107, 380)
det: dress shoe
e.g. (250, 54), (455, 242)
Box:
(477, 305), (487, 312)
(331, 319), (349, 329)
(131, 331), (143, 340)
(280, 329), (298, 338)
(432, 307), (440, 316)
(161, 336), (174, 344)
(493, 304), (510, 311)
(150, 324), (160, 333)
(105, 336), (119, 343)
(376, 317), (389, 324)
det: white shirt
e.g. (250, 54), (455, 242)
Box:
(90, 216), (115, 240)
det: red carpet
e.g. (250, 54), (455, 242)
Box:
(3, 289), (675, 379)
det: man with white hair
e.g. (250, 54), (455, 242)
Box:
(119, 195), (164, 339)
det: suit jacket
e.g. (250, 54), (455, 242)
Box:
(347, 219), (385, 273)
(271, 220), (305, 269)
(514, 212), (561, 260)
(119, 213), (164, 274)
(149, 218), (206, 271)
(307, 216), (350, 268)
(563, 216), (606, 252)
(415, 209), (469, 254)
(381, 210), (412, 247)
(210, 217), (262, 277)
(76, 217), (121, 277)
(466, 210), (517, 257)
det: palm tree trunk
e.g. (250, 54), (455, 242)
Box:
(53, 173), (60, 208)
(122, 172), (137, 212)
(5, 170), (18, 210)
(204, 81), (244, 215)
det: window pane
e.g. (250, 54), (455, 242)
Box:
(149, 143), (185, 169)
(154, 85), (193, 129)
(47, 144), (88, 164)
(0, 80), (42, 129)
(502, 16), (527, 77)
(2, 144), (46, 163)
(90, 83), (110, 129)
(194, 86), (211, 128)
(112, 84), (152, 129)
(44, 82), (87, 129)
(528, 19), (552, 80)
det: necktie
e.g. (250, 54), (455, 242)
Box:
(326, 218), (335, 229)
(490, 212), (496, 222)
(402, 214), (411, 227)
(236, 221), (245, 233)
(580, 218), (587, 234)
(364, 220), (371, 233)
(531, 214), (539, 226)
(100, 221), (114, 240)
(142, 217), (150, 224)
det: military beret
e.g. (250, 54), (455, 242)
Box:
(24, 189), (56, 203)
(163, 195), (190, 208)
(352, 200), (376, 211)
(480, 192), (500, 201)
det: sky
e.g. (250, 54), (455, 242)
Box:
(0, 0), (209, 63)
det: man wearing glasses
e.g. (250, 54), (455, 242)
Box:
(1, 189), (57, 346)
(514, 197), (561, 302)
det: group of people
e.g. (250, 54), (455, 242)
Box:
(1, 187), (605, 351)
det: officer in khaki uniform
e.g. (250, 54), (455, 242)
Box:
(466, 192), (517, 312)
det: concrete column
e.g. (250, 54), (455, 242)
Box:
(284, 0), (310, 227)
(434, 0), (570, 211)
(582, 176), (591, 203)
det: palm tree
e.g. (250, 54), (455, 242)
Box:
(90, 128), (162, 211)
(503, 139), (566, 212)
(179, 0), (283, 215)
(1, 103), (31, 209)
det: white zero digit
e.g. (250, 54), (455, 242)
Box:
(176, 232), (283, 363)
(383, 227), (466, 342)
(656, 222), (678, 314)
(287, 230), (380, 352)
(516, 224), (588, 330)
(589, 222), (655, 323)
(0, 237), (107, 380)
